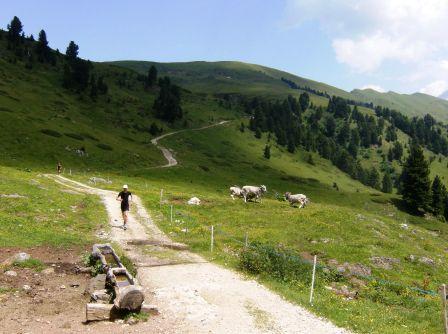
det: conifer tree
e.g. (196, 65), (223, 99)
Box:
(146, 65), (158, 88)
(382, 171), (393, 193)
(368, 167), (380, 190)
(400, 143), (431, 212)
(65, 41), (79, 61)
(36, 29), (50, 62)
(263, 145), (271, 159)
(431, 175), (446, 216)
(299, 92), (310, 111)
(7, 16), (23, 46)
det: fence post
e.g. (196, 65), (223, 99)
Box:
(210, 226), (214, 252)
(69, 169), (72, 176)
(441, 284), (448, 334)
(309, 255), (317, 305)
(245, 232), (248, 248)
(160, 189), (163, 208)
(170, 205), (173, 223)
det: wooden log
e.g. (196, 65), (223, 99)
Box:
(86, 303), (115, 321)
(114, 285), (145, 311)
(91, 289), (111, 303)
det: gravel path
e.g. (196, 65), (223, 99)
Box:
(49, 175), (351, 334)
(151, 121), (230, 167)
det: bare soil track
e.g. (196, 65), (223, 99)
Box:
(41, 175), (351, 334)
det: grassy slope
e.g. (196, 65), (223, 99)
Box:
(66, 123), (448, 334)
(112, 60), (448, 122)
(2, 38), (448, 332)
(0, 165), (107, 248)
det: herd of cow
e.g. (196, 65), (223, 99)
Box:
(229, 185), (310, 208)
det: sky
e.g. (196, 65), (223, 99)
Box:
(2, 0), (448, 97)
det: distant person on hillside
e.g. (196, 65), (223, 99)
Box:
(57, 162), (62, 174)
(116, 185), (132, 230)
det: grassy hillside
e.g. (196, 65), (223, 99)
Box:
(112, 60), (448, 122)
(64, 122), (448, 334)
(3, 22), (448, 333)
(352, 89), (448, 122)
(0, 36), (238, 171)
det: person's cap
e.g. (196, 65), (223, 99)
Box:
(123, 184), (128, 189)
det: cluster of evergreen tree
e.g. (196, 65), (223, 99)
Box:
(153, 77), (183, 123)
(3, 16), (108, 98)
(246, 93), (389, 190)
(375, 107), (448, 155)
(4, 16), (57, 67)
(281, 78), (374, 109)
(400, 142), (448, 219)
(62, 41), (91, 91)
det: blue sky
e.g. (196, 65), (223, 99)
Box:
(2, 0), (448, 96)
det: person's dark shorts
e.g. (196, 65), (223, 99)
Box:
(121, 203), (129, 212)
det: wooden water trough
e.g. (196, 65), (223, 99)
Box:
(85, 243), (158, 321)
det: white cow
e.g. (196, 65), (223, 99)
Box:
(229, 186), (243, 200)
(285, 192), (310, 208)
(242, 185), (267, 203)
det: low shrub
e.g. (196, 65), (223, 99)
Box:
(41, 129), (62, 137)
(81, 133), (99, 141)
(64, 133), (84, 141)
(97, 143), (113, 151)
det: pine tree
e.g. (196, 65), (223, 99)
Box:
(254, 127), (262, 139)
(325, 115), (336, 137)
(431, 175), (446, 216)
(146, 65), (158, 88)
(7, 16), (23, 46)
(263, 145), (271, 159)
(153, 77), (183, 122)
(387, 148), (394, 162)
(401, 143), (431, 212)
(381, 171), (393, 193)
(65, 41), (79, 61)
(393, 141), (403, 160)
(149, 122), (159, 136)
(36, 29), (49, 62)
(239, 122), (245, 132)
(299, 92), (310, 111)
(368, 167), (380, 190)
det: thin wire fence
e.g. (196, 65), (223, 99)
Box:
(161, 202), (439, 298)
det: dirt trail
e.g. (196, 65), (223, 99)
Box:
(151, 121), (229, 167)
(49, 175), (351, 334)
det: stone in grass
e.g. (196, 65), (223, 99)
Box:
(1, 252), (30, 266)
(4, 270), (17, 277)
(419, 257), (435, 266)
(370, 256), (400, 270)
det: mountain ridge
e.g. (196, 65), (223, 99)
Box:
(111, 60), (448, 122)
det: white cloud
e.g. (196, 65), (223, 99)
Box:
(284, 0), (448, 92)
(420, 80), (448, 97)
(361, 84), (386, 93)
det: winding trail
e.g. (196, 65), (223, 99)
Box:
(151, 121), (230, 167)
(48, 174), (351, 334)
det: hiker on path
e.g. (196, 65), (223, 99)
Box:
(116, 185), (132, 230)
(57, 161), (62, 174)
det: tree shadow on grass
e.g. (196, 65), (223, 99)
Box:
(390, 197), (424, 217)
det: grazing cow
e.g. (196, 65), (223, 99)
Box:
(242, 185), (267, 203)
(285, 192), (310, 208)
(229, 186), (243, 200)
